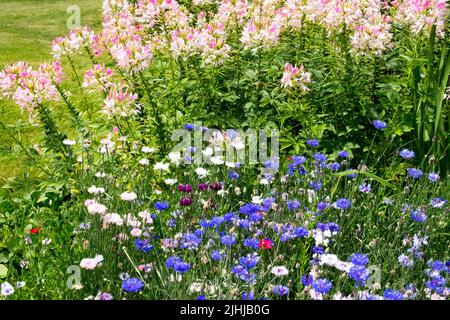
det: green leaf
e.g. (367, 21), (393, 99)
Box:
(0, 264), (7, 278)
(333, 170), (397, 190)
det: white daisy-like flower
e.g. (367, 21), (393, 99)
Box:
(141, 146), (155, 153)
(164, 178), (177, 185)
(195, 167), (209, 178)
(271, 266), (289, 276)
(154, 162), (170, 172)
(120, 191), (137, 201)
(63, 139), (76, 146)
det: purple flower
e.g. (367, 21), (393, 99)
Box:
(122, 278), (144, 293)
(197, 183), (208, 191)
(399, 149), (415, 159)
(398, 254), (414, 268)
(184, 123), (195, 130)
(179, 197), (193, 206)
(196, 295), (206, 300)
(243, 238), (260, 249)
(177, 184), (192, 192)
(372, 120), (387, 130)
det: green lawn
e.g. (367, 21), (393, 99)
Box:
(0, 0), (101, 184)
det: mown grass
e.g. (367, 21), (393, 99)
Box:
(0, 0), (101, 185)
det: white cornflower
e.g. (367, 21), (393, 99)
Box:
(1, 282), (14, 296)
(271, 266), (289, 276)
(120, 192), (137, 201)
(195, 167), (208, 178)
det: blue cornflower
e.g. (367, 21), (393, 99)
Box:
(122, 278), (144, 293)
(294, 226), (309, 238)
(239, 253), (260, 269)
(287, 200), (300, 211)
(211, 250), (223, 261)
(334, 198), (352, 210)
(373, 120), (387, 130)
(430, 260), (445, 271)
(430, 197), (448, 208)
(328, 162), (341, 171)
(209, 216), (225, 227)
(239, 203), (262, 215)
(261, 198), (275, 211)
(301, 274), (313, 286)
(292, 155), (307, 165)
(358, 183), (371, 193)
(411, 209), (427, 222)
(242, 292), (255, 300)
(167, 219), (176, 227)
(313, 246), (325, 254)
(237, 219), (251, 229)
(134, 239), (154, 252)
(399, 149), (415, 159)
(407, 168), (423, 179)
(154, 201), (169, 211)
(398, 254), (414, 268)
(165, 256), (183, 268)
(229, 171), (240, 180)
(317, 202), (329, 211)
(184, 123), (195, 130)
(272, 285), (289, 296)
(221, 234), (236, 247)
(179, 233), (201, 250)
(224, 212), (237, 222)
(174, 262), (191, 273)
(313, 153), (327, 163)
(384, 289), (403, 300)
(338, 150), (349, 158)
(264, 158), (279, 170)
(309, 180), (322, 191)
(349, 265), (369, 287)
(427, 172), (439, 182)
(350, 253), (369, 266)
(312, 279), (333, 294)
(196, 295), (206, 300)
(306, 139), (320, 147)
(243, 238), (260, 249)
(347, 172), (357, 179)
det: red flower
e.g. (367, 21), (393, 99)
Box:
(259, 238), (273, 249)
(30, 226), (42, 235)
(287, 156), (293, 161)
